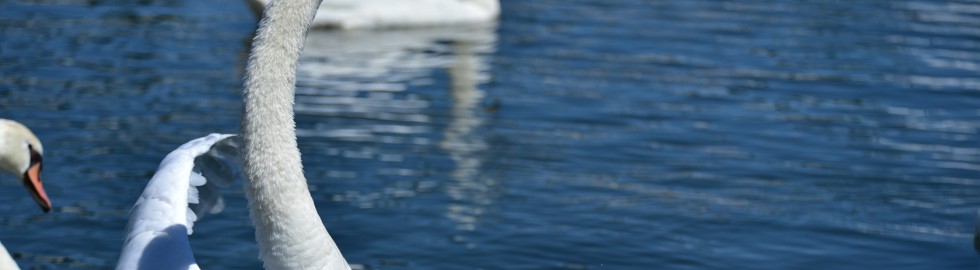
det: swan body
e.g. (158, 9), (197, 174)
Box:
(116, 134), (237, 270)
(250, 0), (500, 29)
(0, 119), (52, 270)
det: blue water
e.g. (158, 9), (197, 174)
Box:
(1, 0), (979, 269)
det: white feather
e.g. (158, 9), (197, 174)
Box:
(250, 0), (500, 29)
(116, 134), (237, 270)
(0, 241), (19, 270)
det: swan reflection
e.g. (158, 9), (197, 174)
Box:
(439, 35), (495, 232)
(295, 24), (496, 140)
(292, 25), (498, 233)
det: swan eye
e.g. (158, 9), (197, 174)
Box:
(27, 144), (42, 172)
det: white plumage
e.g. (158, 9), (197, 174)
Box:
(240, 0), (349, 268)
(249, 0), (500, 30)
(0, 241), (18, 270)
(116, 134), (237, 270)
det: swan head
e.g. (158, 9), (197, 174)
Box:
(0, 119), (51, 213)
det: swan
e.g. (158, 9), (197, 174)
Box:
(248, 0), (500, 30)
(0, 119), (52, 270)
(116, 0), (350, 269)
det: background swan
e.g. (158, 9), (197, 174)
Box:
(118, 0), (350, 268)
(0, 119), (51, 270)
(248, 0), (500, 30)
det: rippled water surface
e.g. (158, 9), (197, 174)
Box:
(2, 0), (980, 269)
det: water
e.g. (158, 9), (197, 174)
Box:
(1, 0), (979, 269)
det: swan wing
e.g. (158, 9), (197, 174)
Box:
(0, 241), (20, 270)
(116, 134), (238, 270)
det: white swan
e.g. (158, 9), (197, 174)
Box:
(117, 0), (350, 268)
(249, 0), (500, 30)
(0, 119), (52, 270)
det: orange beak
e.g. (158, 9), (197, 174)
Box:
(22, 148), (51, 213)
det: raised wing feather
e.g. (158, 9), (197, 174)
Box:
(0, 241), (19, 270)
(116, 134), (238, 270)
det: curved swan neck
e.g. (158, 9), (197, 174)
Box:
(242, 0), (349, 269)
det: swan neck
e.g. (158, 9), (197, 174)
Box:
(241, 0), (348, 269)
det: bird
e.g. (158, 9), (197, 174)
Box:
(247, 0), (500, 30)
(0, 119), (52, 270)
(116, 0), (351, 269)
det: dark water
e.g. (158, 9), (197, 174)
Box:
(1, 0), (979, 269)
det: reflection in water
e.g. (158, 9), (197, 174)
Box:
(439, 37), (495, 232)
(294, 24), (496, 141)
(292, 24), (498, 234)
